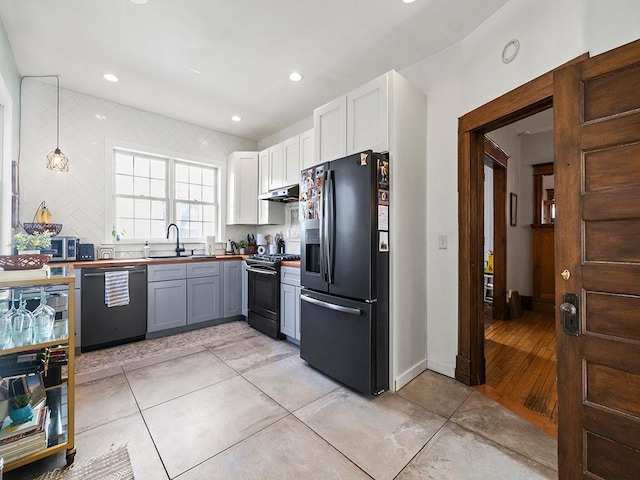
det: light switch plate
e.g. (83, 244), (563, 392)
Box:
(438, 235), (448, 249)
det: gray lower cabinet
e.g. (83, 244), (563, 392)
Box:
(187, 262), (222, 324)
(148, 278), (188, 333)
(223, 260), (242, 318)
(241, 260), (248, 317)
(280, 266), (301, 340)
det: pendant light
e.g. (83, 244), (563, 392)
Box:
(46, 76), (69, 172)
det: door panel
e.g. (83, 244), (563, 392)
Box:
(555, 39), (640, 479)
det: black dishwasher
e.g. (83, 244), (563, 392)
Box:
(81, 265), (147, 352)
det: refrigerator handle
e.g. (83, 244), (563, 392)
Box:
(301, 294), (362, 315)
(326, 169), (334, 284)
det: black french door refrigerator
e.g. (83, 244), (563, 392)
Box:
(300, 150), (389, 395)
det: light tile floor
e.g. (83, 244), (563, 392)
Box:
(6, 321), (558, 479)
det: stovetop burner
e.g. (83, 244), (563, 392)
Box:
(248, 253), (300, 264)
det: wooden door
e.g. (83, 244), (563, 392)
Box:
(555, 39), (640, 479)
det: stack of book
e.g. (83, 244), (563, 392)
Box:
(0, 403), (50, 463)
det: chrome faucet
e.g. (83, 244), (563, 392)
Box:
(166, 223), (185, 256)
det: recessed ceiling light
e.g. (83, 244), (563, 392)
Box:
(402, 0), (416, 3)
(188, 67), (202, 74)
(231, 115), (242, 122)
(103, 73), (119, 82)
(289, 71), (304, 82)
(130, 0), (148, 4)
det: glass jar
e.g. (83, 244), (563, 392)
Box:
(0, 300), (14, 349)
(33, 288), (55, 343)
(11, 297), (34, 347)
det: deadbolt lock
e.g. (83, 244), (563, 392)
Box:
(561, 269), (571, 281)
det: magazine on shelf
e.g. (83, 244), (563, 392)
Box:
(0, 404), (47, 443)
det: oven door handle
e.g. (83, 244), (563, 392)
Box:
(246, 266), (278, 276)
(300, 294), (361, 316)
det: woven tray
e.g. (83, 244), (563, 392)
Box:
(0, 254), (52, 270)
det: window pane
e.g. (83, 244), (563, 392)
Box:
(116, 174), (134, 195)
(176, 202), (190, 223)
(150, 179), (165, 198)
(151, 200), (165, 220)
(134, 157), (149, 177)
(203, 205), (215, 221)
(150, 159), (165, 179)
(190, 204), (202, 222)
(190, 184), (202, 202)
(177, 220), (189, 237)
(117, 218), (134, 238)
(135, 219), (151, 238)
(175, 182), (189, 200)
(134, 176), (150, 197)
(202, 186), (214, 203)
(116, 197), (134, 218)
(115, 153), (133, 175)
(151, 220), (165, 238)
(190, 223), (203, 238)
(135, 198), (151, 219)
(189, 165), (202, 184)
(202, 169), (214, 185)
(176, 163), (189, 182)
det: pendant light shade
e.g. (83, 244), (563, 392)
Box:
(46, 76), (69, 172)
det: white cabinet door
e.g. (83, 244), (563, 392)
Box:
(259, 149), (270, 195)
(347, 73), (389, 155)
(147, 279), (187, 332)
(223, 260), (242, 317)
(283, 136), (300, 187)
(281, 283), (297, 338)
(187, 276), (222, 324)
(314, 95), (347, 163)
(268, 143), (284, 191)
(300, 129), (315, 170)
(242, 260), (248, 317)
(227, 151), (258, 225)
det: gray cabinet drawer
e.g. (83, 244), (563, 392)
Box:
(148, 263), (187, 282)
(187, 261), (220, 278)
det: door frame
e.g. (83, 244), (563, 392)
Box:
(455, 54), (588, 386)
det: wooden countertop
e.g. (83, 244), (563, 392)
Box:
(55, 255), (246, 269)
(54, 255), (301, 269)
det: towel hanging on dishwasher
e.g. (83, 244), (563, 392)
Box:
(104, 271), (130, 307)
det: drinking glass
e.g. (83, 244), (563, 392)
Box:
(32, 287), (55, 343)
(11, 296), (34, 347)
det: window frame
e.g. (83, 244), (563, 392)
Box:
(104, 138), (227, 245)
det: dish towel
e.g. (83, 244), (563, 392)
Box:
(104, 271), (130, 307)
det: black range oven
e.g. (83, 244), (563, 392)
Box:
(246, 254), (300, 339)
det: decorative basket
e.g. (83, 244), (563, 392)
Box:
(22, 223), (63, 235)
(0, 254), (52, 271)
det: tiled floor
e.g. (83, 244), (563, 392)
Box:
(6, 321), (558, 479)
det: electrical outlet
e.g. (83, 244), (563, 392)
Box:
(438, 235), (448, 249)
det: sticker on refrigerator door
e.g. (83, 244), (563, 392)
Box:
(377, 189), (389, 206)
(379, 231), (389, 252)
(378, 159), (389, 190)
(378, 205), (389, 230)
(360, 152), (368, 166)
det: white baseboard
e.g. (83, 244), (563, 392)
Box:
(427, 358), (455, 378)
(393, 359), (427, 392)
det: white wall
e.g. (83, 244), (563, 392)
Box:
(398, 0), (640, 378)
(18, 80), (256, 252)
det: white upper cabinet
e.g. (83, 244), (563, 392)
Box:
(314, 95), (347, 163)
(347, 74), (388, 155)
(300, 129), (315, 170)
(282, 135), (300, 187)
(258, 147), (285, 225)
(227, 151), (258, 225)
(268, 142), (284, 191)
(313, 72), (390, 164)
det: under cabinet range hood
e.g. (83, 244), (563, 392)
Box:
(259, 184), (299, 202)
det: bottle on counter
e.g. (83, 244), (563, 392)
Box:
(143, 241), (151, 258)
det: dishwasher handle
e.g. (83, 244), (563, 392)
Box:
(83, 268), (147, 278)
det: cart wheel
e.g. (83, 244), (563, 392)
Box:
(65, 449), (76, 467)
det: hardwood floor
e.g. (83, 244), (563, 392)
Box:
(479, 304), (558, 437)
